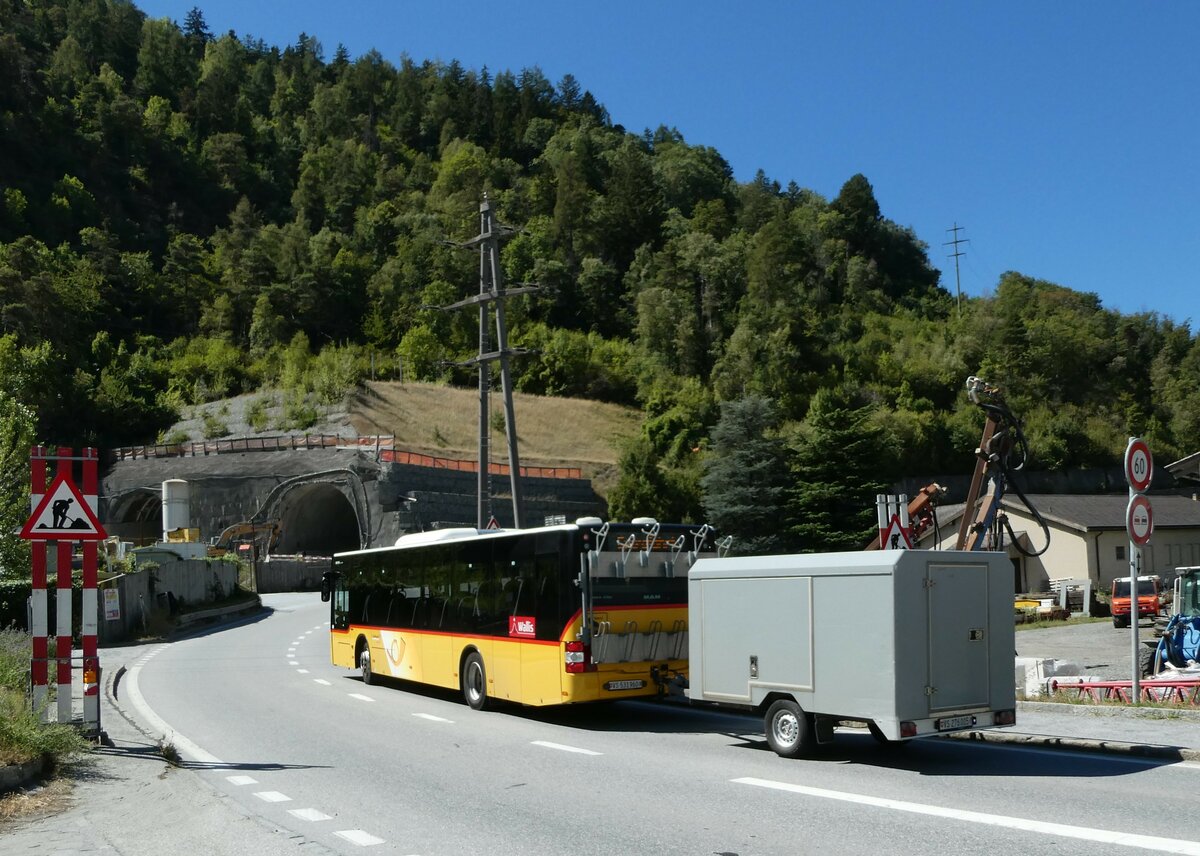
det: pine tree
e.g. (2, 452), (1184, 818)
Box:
(700, 396), (794, 555)
(789, 388), (888, 552)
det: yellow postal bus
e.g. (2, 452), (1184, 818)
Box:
(322, 517), (726, 709)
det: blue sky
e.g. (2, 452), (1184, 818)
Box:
(137, 1), (1199, 326)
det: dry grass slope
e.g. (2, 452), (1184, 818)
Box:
(349, 381), (641, 493)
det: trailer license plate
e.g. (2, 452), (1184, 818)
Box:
(935, 715), (975, 732)
(604, 680), (645, 691)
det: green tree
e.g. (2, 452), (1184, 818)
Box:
(0, 391), (35, 577)
(700, 396), (793, 555)
(789, 388), (888, 552)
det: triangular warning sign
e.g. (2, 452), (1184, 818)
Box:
(20, 473), (107, 541)
(879, 514), (913, 550)
(485, 516), (501, 530)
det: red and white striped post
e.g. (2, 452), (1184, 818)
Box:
(23, 446), (104, 732)
(54, 448), (73, 724)
(29, 446), (49, 718)
(81, 448), (100, 729)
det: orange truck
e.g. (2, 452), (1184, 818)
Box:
(1110, 575), (1160, 628)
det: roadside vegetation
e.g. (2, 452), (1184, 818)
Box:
(2, 0), (1199, 573)
(0, 629), (89, 768)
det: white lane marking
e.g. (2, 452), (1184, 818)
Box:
(296, 669), (309, 674)
(288, 660), (299, 666)
(253, 791), (292, 803)
(413, 713), (453, 723)
(289, 808), (332, 822)
(733, 778), (1200, 854)
(349, 693), (375, 702)
(226, 775), (257, 786)
(287, 648), (296, 653)
(123, 648), (225, 767)
(531, 740), (601, 756)
(334, 830), (385, 847)
(314, 679), (332, 686)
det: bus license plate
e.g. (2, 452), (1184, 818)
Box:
(935, 715), (975, 732)
(604, 680), (645, 691)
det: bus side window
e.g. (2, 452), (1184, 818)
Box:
(333, 586), (350, 630)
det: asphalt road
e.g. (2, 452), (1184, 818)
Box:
(119, 595), (1200, 856)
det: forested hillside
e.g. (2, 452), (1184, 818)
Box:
(1, 0), (1198, 561)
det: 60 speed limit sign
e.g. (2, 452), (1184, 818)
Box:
(1127, 494), (1153, 546)
(1125, 437), (1153, 493)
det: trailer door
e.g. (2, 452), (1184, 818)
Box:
(927, 562), (990, 712)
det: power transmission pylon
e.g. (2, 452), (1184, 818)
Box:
(442, 196), (540, 528)
(944, 223), (969, 315)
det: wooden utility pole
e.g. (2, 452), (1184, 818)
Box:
(442, 196), (539, 528)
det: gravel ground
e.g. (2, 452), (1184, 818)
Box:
(1016, 617), (1158, 681)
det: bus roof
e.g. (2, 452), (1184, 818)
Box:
(333, 522), (582, 559)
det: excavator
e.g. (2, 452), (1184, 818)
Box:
(207, 520), (280, 559)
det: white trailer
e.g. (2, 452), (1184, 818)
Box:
(687, 549), (1016, 757)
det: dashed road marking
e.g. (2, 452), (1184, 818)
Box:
(314, 679), (331, 686)
(349, 693), (375, 702)
(226, 775), (257, 786)
(289, 660), (300, 666)
(732, 777), (1200, 855)
(289, 808), (332, 822)
(296, 668), (309, 674)
(531, 740), (601, 756)
(413, 713), (453, 723)
(253, 791), (292, 803)
(334, 829), (385, 847)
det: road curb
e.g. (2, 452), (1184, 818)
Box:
(944, 727), (1200, 761)
(0, 757), (45, 794)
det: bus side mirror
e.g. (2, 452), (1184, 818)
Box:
(320, 573), (332, 602)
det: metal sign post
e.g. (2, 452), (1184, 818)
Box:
(1124, 437), (1153, 700)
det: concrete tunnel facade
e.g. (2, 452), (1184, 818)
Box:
(99, 445), (607, 557)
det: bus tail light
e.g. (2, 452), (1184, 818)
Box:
(900, 721), (917, 738)
(565, 641), (593, 673)
(995, 709), (1016, 726)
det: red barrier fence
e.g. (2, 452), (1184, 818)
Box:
(1051, 678), (1200, 706)
(381, 450), (581, 480)
(111, 435), (583, 479)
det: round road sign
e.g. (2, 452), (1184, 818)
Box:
(1125, 437), (1153, 493)
(1126, 494), (1153, 546)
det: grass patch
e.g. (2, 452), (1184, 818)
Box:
(349, 380), (642, 497)
(0, 629), (89, 766)
(1015, 614), (1109, 631)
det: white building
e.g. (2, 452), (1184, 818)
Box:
(919, 494), (1200, 594)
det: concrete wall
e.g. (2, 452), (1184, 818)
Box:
(100, 559), (238, 643)
(254, 557), (330, 594)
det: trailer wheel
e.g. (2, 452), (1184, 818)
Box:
(461, 651), (489, 711)
(764, 699), (812, 758)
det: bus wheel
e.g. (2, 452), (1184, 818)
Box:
(461, 651), (489, 711)
(359, 645), (374, 685)
(764, 699), (812, 758)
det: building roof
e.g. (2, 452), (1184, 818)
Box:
(1167, 451), (1200, 485)
(1000, 494), (1200, 533)
(924, 494), (1200, 537)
